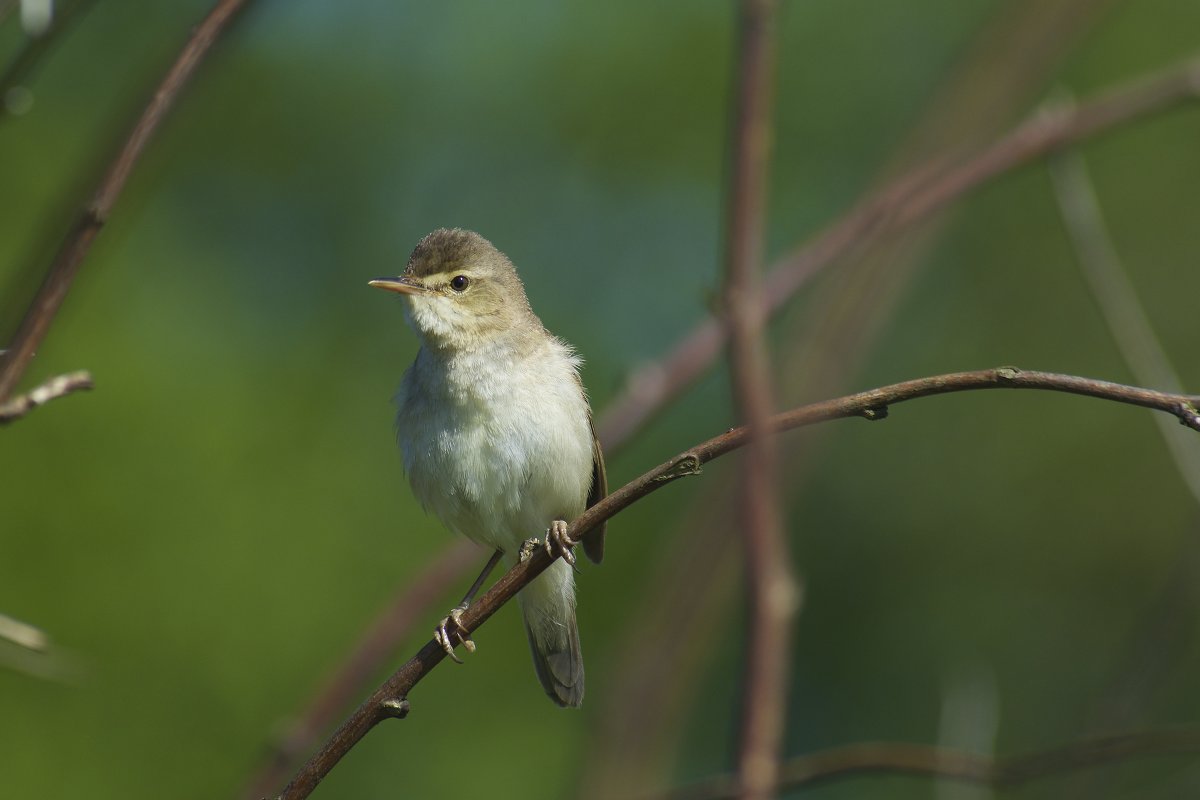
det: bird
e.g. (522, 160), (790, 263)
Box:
(370, 228), (607, 707)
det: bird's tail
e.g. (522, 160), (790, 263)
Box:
(519, 558), (584, 707)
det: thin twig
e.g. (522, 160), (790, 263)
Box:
(276, 367), (1200, 798)
(720, 1), (796, 798)
(656, 728), (1200, 800)
(0, 0), (253, 402)
(596, 54), (1200, 449)
(0, 369), (92, 423)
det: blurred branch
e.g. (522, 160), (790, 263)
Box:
(0, 368), (91, 423)
(1049, 149), (1200, 503)
(656, 728), (1200, 800)
(241, 539), (482, 800)
(276, 367), (1200, 798)
(0, 0), (253, 402)
(1050, 145), (1200, 800)
(0, 0), (98, 120)
(775, 0), (1114, 411)
(582, 6), (1110, 792)
(597, 53), (1200, 449)
(0, 612), (81, 682)
(719, 1), (797, 798)
(0, 612), (48, 651)
(935, 668), (998, 800)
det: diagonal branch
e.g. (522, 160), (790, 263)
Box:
(276, 367), (1200, 798)
(0, 0), (254, 402)
(656, 728), (1200, 799)
(597, 54), (1200, 449)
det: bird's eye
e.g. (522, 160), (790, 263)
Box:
(449, 275), (470, 292)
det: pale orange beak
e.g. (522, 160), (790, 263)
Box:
(368, 276), (429, 295)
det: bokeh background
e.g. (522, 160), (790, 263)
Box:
(3, 1), (1200, 798)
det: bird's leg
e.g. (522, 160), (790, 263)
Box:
(542, 519), (576, 567)
(435, 548), (504, 663)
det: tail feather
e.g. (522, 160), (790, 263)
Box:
(520, 559), (584, 707)
(525, 611), (584, 707)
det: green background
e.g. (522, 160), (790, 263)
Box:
(3, 1), (1199, 798)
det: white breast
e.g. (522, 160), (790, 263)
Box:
(395, 335), (594, 552)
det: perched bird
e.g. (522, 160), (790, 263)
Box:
(370, 228), (607, 707)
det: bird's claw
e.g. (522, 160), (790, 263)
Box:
(434, 606), (475, 663)
(543, 519), (576, 566)
(519, 537), (540, 562)
(518, 523), (576, 566)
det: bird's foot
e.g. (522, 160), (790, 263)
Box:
(434, 604), (475, 664)
(519, 537), (540, 563)
(543, 519), (576, 567)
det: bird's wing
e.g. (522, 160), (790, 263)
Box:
(582, 421), (607, 564)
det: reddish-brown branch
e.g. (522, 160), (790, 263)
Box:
(596, 55), (1200, 449)
(0, 0), (253, 401)
(720, 1), (796, 797)
(275, 368), (1200, 798)
(658, 728), (1200, 799)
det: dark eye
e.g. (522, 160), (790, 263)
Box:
(450, 275), (470, 292)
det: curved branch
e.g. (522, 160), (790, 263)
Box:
(276, 367), (1200, 798)
(0, 0), (253, 401)
(596, 55), (1200, 448)
(658, 728), (1200, 799)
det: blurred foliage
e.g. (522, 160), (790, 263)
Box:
(2, 1), (1200, 798)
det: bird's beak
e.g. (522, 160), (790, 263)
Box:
(368, 276), (429, 295)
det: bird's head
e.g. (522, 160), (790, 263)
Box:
(370, 228), (536, 351)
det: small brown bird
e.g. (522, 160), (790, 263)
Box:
(370, 228), (606, 707)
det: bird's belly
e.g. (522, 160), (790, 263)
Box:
(399, 390), (592, 553)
